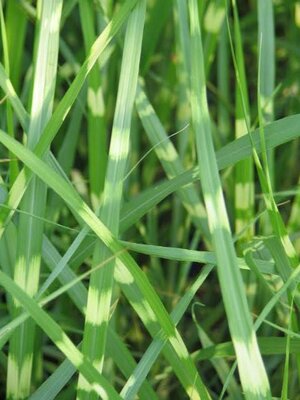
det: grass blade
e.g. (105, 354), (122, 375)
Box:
(77, 2), (147, 398)
(258, 0), (275, 184)
(230, 0), (254, 244)
(78, 0), (107, 206)
(187, 1), (272, 397)
(6, 2), (62, 397)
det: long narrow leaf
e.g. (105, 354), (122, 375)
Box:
(187, 1), (272, 398)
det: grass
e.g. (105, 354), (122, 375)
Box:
(0, 0), (299, 398)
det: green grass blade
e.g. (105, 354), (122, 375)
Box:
(5, 0), (27, 93)
(194, 336), (300, 361)
(187, 1), (272, 398)
(120, 240), (275, 275)
(30, 328), (158, 400)
(258, 0), (275, 184)
(0, 2), (19, 184)
(0, 237), (158, 400)
(78, 0), (107, 206)
(217, 20), (230, 141)
(6, 2), (62, 397)
(77, 3), (147, 398)
(230, 0), (254, 244)
(203, 0), (225, 77)
(114, 260), (211, 399)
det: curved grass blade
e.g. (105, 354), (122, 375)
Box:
(194, 336), (300, 362)
(0, 130), (211, 398)
(120, 241), (275, 275)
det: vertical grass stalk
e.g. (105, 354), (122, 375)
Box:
(0, 1), (19, 184)
(187, 1), (272, 397)
(77, 2), (146, 398)
(257, 0), (275, 185)
(6, 1), (62, 398)
(78, 0), (107, 208)
(231, 0), (254, 245)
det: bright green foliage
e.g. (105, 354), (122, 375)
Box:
(0, 1), (299, 399)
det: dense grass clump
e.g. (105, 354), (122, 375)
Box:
(0, 0), (299, 399)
